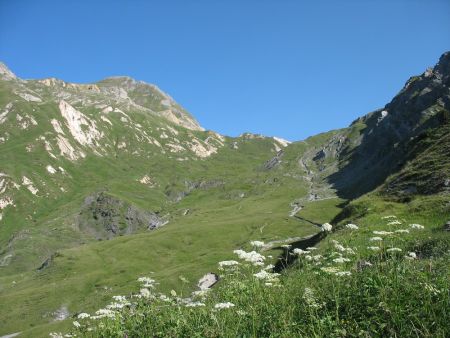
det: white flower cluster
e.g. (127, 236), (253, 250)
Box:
(405, 252), (417, 260)
(395, 229), (409, 234)
(387, 247), (402, 253)
(387, 220), (402, 226)
(333, 257), (351, 264)
(253, 269), (280, 282)
(185, 301), (205, 307)
(321, 223), (333, 232)
(345, 223), (359, 230)
(367, 246), (380, 251)
(77, 312), (90, 319)
(233, 249), (265, 266)
(91, 308), (116, 319)
(382, 215), (397, 219)
(138, 276), (156, 288)
(332, 240), (356, 255)
(369, 237), (383, 242)
(293, 248), (307, 255)
(373, 231), (394, 236)
(218, 260), (240, 268)
(335, 271), (351, 277)
(214, 302), (235, 309)
(409, 223), (424, 230)
(303, 287), (323, 309)
(250, 240), (265, 248)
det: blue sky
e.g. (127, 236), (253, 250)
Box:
(1, 0), (449, 141)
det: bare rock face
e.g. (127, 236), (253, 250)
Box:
(443, 221), (450, 232)
(197, 272), (219, 290)
(264, 150), (284, 170)
(77, 192), (167, 239)
(0, 62), (16, 80)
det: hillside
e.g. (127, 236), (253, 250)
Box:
(0, 52), (449, 337)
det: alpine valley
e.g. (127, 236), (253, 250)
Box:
(0, 52), (449, 337)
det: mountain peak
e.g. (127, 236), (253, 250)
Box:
(0, 62), (17, 80)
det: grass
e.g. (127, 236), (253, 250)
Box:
(62, 195), (449, 338)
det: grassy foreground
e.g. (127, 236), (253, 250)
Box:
(54, 195), (449, 337)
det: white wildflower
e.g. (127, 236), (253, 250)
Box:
(387, 247), (402, 253)
(303, 287), (323, 309)
(281, 244), (292, 249)
(106, 302), (129, 310)
(395, 229), (410, 234)
(159, 294), (171, 302)
(335, 271), (352, 277)
(387, 220), (402, 226)
(49, 333), (64, 338)
(312, 255), (323, 261)
(214, 302), (235, 310)
(306, 247), (317, 251)
(293, 248), (307, 255)
(93, 309), (116, 319)
(409, 223), (424, 230)
(253, 270), (280, 281)
(333, 257), (351, 264)
(382, 215), (397, 219)
(218, 260), (239, 267)
(346, 223), (359, 230)
(373, 231), (394, 236)
(138, 276), (156, 288)
(405, 252), (417, 260)
(112, 295), (127, 302)
(264, 264), (275, 270)
(369, 237), (383, 242)
(250, 240), (265, 248)
(321, 223), (333, 232)
(233, 249), (266, 266)
(140, 288), (151, 299)
(367, 246), (380, 251)
(423, 283), (441, 296)
(77, 312), (90, 319)
(73, 321), (81, 328)
(320, 266), (340, 274)
(305, 255), (313, 261)
(185, 301), (205, 307)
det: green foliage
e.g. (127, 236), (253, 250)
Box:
(66, 197), (450, 337)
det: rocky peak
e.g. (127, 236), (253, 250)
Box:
(0, 62), (17, 80)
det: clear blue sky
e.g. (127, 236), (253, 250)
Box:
(1, 0), (449, 141)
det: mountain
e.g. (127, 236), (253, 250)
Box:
(0, 52), (448, 336)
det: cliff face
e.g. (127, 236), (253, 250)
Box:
(325, 52), (450, 198)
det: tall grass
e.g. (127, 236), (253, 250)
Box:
(63, 215), (450, 338)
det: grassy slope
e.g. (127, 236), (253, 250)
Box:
(62, 194), (449, 338)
